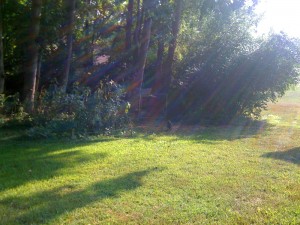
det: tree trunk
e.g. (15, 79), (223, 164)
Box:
(84, 0), (93, 69)
(23, 0), (42, 112)
(125, 0), (134, 52)
(163, 0), (183, 92)
(133, 0), (142, 60)
(132, 17), (152, 113)
(0, 0), (4, 94)
(35, 52), (42, 93)
(153, 39), (164, 94)
(60, 0), (76, 92)
(129, 0), (153, 114)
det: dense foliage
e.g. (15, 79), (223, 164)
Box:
(0, 0), (299, 135)
(27, 81), (130, 138)
(171, 33), (300, 123)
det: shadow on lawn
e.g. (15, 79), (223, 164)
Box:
(0, 128), (116, 192)
(262, 147), (300, 165)
(0, 168), (160, 224)
(137, 119), (273, 143)
(0, 118), (272, 193)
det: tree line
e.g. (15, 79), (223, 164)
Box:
(0, 0), (299, 131)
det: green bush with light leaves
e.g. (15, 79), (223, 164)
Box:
(27, 81), (131, 138)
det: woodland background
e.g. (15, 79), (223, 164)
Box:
(0, 0), (299, 137)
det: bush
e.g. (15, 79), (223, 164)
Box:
(27, 81), (131, 138)
(0, 93), (30, 127)
(170, 33), (300, 124)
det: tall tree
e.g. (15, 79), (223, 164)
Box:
(125, 0), (134, 52)
(153, 39), (164, 93)
(23, 0), (42, 112)
(0, 0), (4, 94)
(133, 0), (142, 60)
(163, 0), (183, 93)
(59, 0), (76, 92)
(152, 0), (170, 94)
(131, 0), (152, 112)
(83, 0), (93, 69)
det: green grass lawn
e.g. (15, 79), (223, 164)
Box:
(1, 90), (300, 224)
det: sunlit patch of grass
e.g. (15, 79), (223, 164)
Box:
(0, 88), (300, 224)
(262, 114), (282, 125)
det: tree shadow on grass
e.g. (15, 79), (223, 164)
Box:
(0, 128), (116, 192)
(0, 168), (161, 224)
(261, 147), (300, 165)
(134, 119), (274, 143)
(181, 119), (274, 141)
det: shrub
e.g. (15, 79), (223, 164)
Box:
(27, 81), (131, 138)
(0, 93), (30, 127)
(170, 33), (300, 124)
